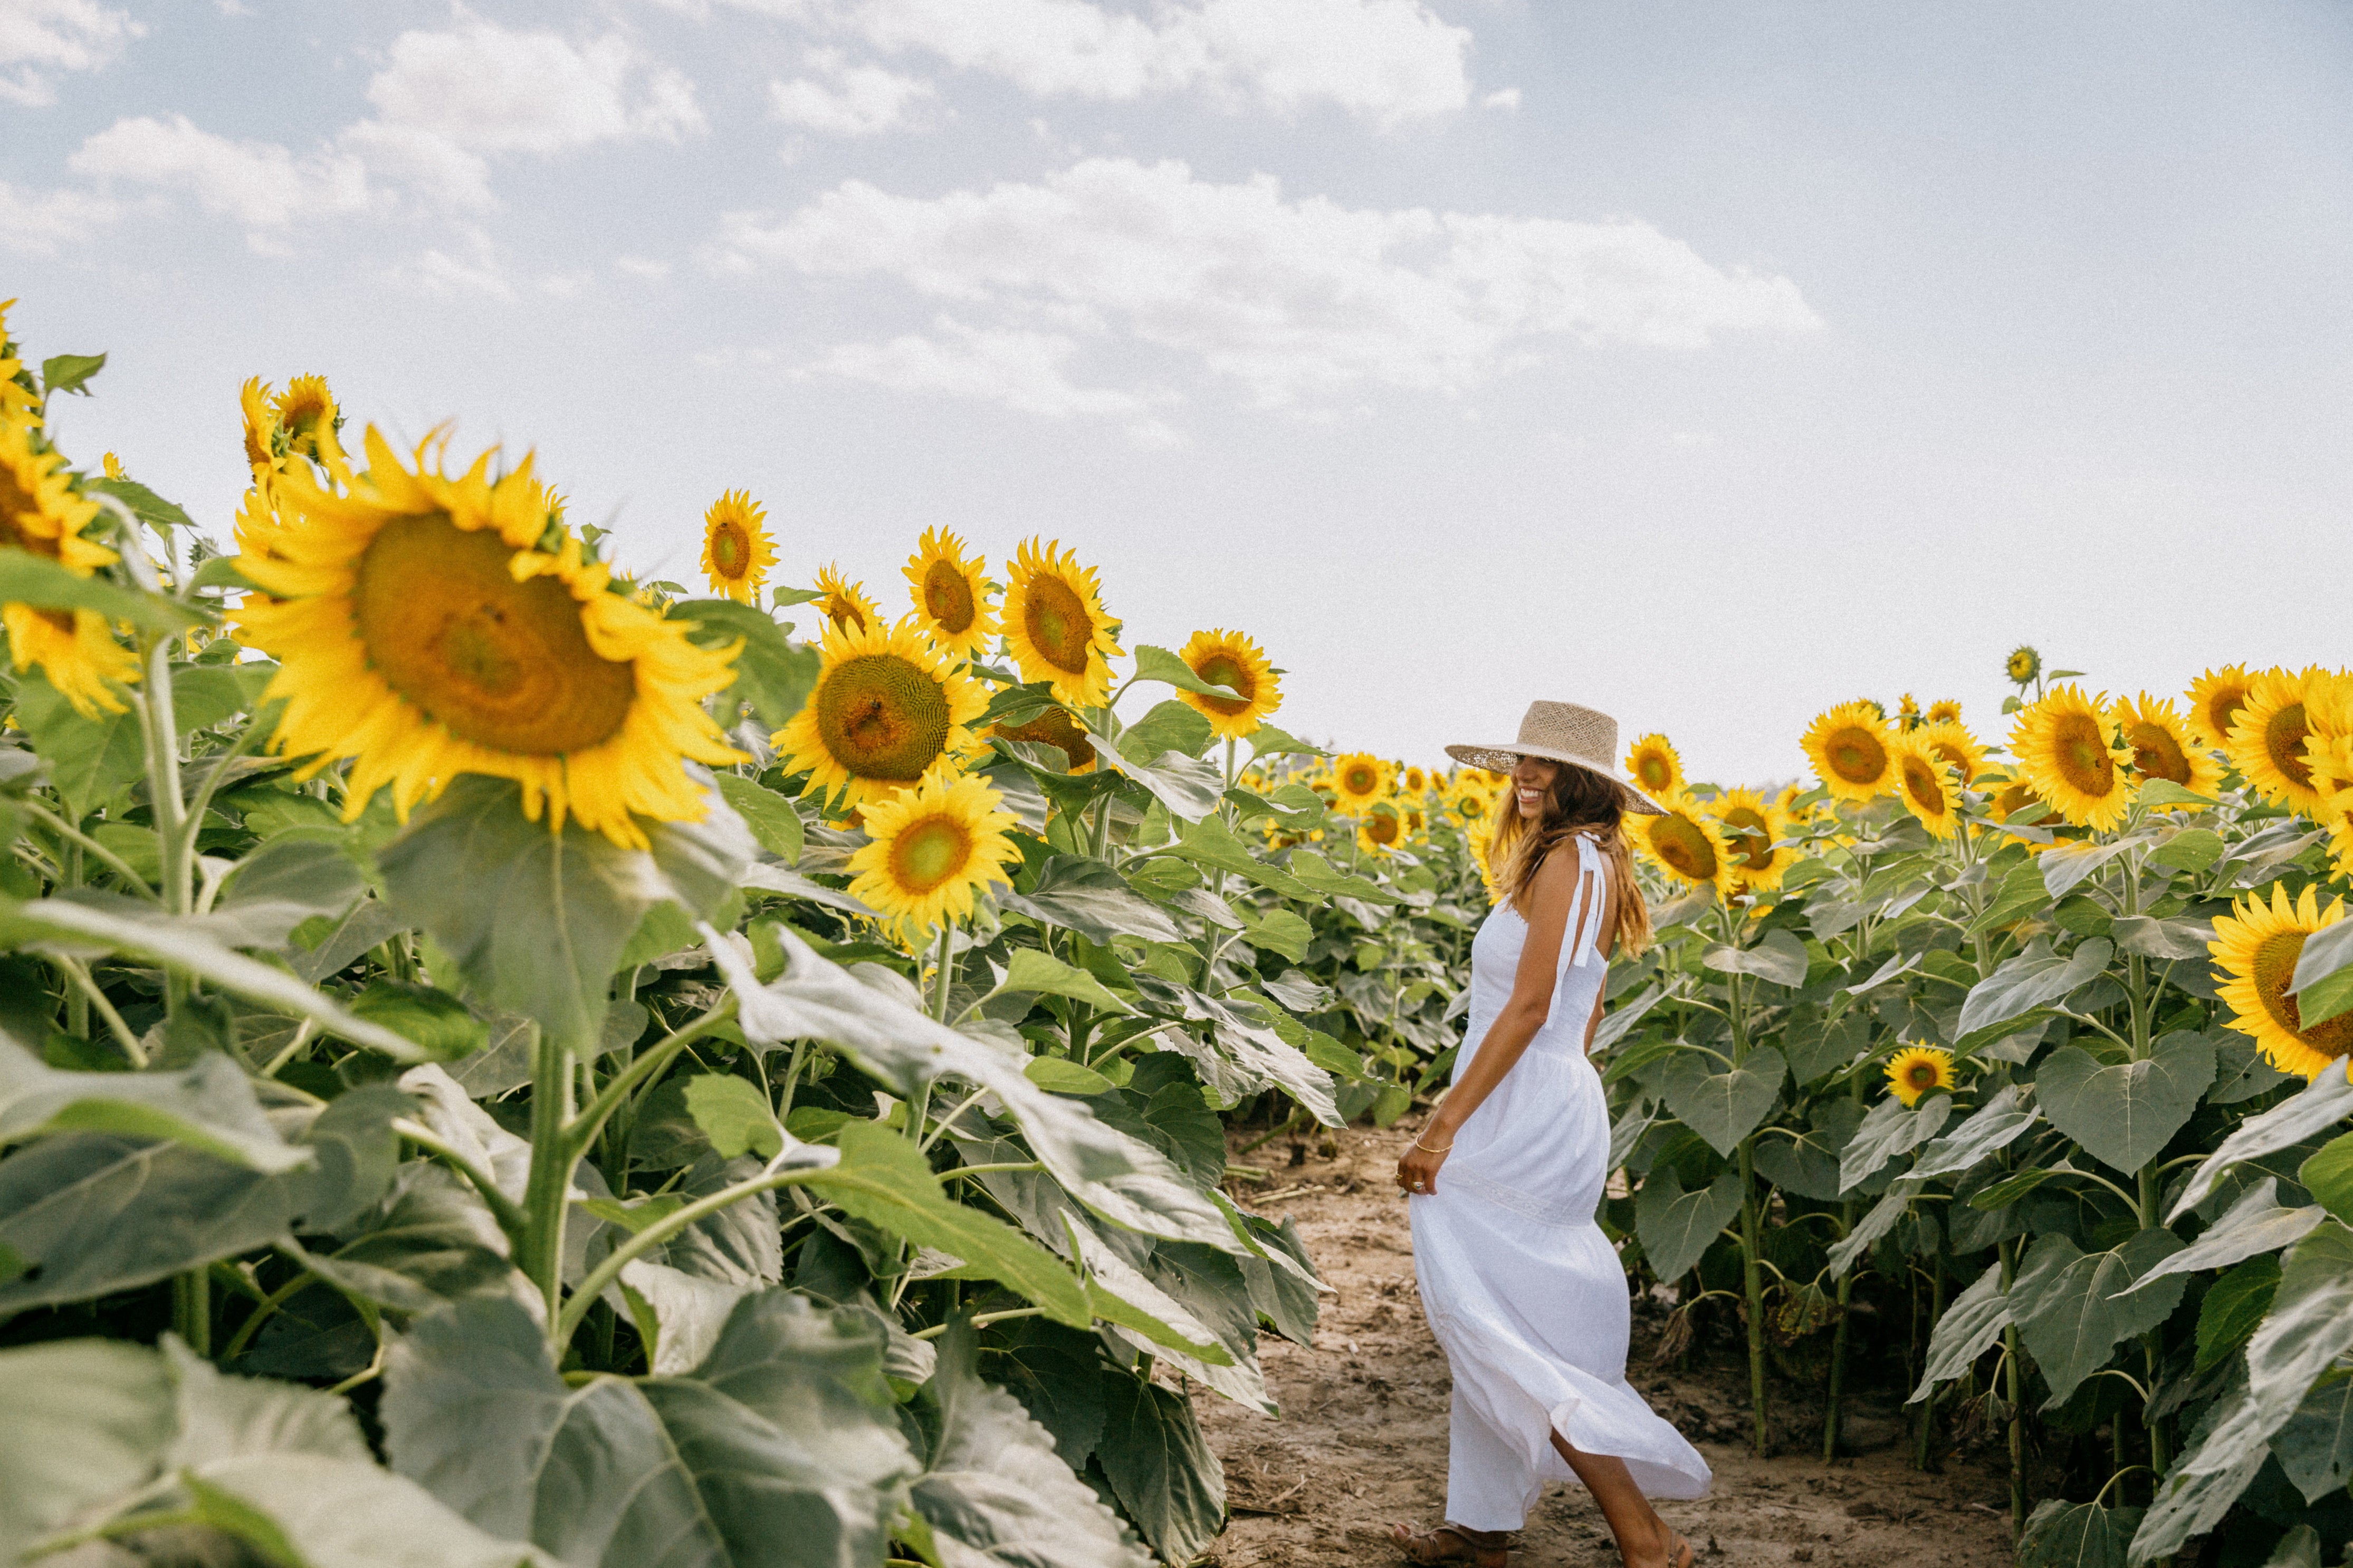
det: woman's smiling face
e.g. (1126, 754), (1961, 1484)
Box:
(1512, 756), (1559, 819)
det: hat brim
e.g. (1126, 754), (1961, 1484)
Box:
(1445, 743), (1668, 815)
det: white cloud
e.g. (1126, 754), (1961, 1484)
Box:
(0, 0), (140, 107)
(69, 116), (371, 244)
(1481, 86), (1519, 110)
(810, 316), (1180, 444)
(769, 49), (935, 136)
(0, 180), (120, 255)
(734, 0), (1472, 125)
(712, 156), (1821, 413)
(616, 255), (673, 280)
(364, 19), (706, 155)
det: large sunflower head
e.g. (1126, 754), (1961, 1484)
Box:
(815, 562), (879, 638)
(1329, 752), (1392, 816)
(1629, 794), (1733, 900)
(1706, 787), (1795, 891)
(2186, 665), (2254, 756)
(1625, 733), (1684, 798)
(774, 614), (987, 810)
(1885, 1044), (1956, 1107)
(903, 527), (996, 659)
(1449, 774), (1497, 827)
(1802, 701), (1897, 803)
(2010, 685), (2135, 831)
(2006, 646), (2042, 687)
(846, 766), (1025, 942)
(700, 490), (776, 605)
(1174, 627), (1280, 740)
(1887, 735), (1960, 840)
(2227, 667), (2337, 816)
(1913, 719), (1986, 787)
(2109, 693), (2221, 806)
(1357, 804), (1407, 857)
(229, 426), (744, 847)
(1926, 699), (1963, 726)
(1002, 537), (1121, 707)
(1, 414), (136, 717)
(2211, 884), (2353, 1080)
(992, 702), (1096, 774)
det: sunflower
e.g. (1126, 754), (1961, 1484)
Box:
(1625, 733), (1683, 798)
(1802, 701), (1897, 803)
(1885, 1044), (1956, 1107)
(227, 428), (743, 847)
(239, 377), (275, 468)
(2210, 884), (2353, 1080)
(2304, 686), (2353, 877)
(1328, 752), (1392, 816)
(1897, 693), (1922, 729)
(2186, 665), (2254, 756)
(1002, 537), (1121, 707)
(1926, 699), (1963, 725)
(1449, 776), (1498, 828)
(992, 703), (1096, 773)
(2109, 693), (2221, 804)
(2006, 646), (2042, 687)
(2228, 667), (2337, 816)
(1774, 782), (1817, 826)
(2010, 685), (2135, 831)
(699, 490), (776, 605)
(1400, 764), (1431, 798)
(1707, 787), (1795, 891)
(1468, 822), (1499, 902)
(1887, 734), (1960, 840)
(0, 300), (34, 418)
(1, 415), (138, 716)
(847, 767), (1024, 941)
(1628, 794), (1733, 899)
(902, 527), (995, 659)
(1175, 627), (1280, 740)
(1914, 719), (1986, 786)
(1357, 805), (1407, 856)
(271, 376), (344, 469)
(774, 615), (987, 810)
(814, 562), (879, 637)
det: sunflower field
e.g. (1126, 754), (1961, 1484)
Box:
(4, 291), (2353, 1568)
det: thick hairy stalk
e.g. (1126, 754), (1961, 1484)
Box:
(1738, 1135), (1768, 1457)
(1823, 1196), (1857, 1461)
(520, 1023), (573, 1330)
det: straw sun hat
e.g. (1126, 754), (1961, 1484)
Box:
(1445, 700), (1667, 815)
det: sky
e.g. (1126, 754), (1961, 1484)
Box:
(5, 0), (2350, 785)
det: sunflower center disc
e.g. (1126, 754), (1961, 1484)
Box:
(711, 524), (745, 575)
(1190, 653), (1253, 717)
(816, 653), (951, 781)
(2053, 715), (2115, 795)
(1639, 758), (1670, 790)
(1721, 807), (1771, 870)
(995, 708), (1093, 772)
(1903, 759), (1943, 815)
(1657, 819), (1717, 880)
(356, 514), (635, 756)
(2267, 704), (2313, 787)
(891, 816), (973, 893)
(2254, 929), (2353, 1056)
(924, 560), (975, 634)
(1023, 576), (1094, 675)
(1829, 728), (1886, 784)
(0, 473), (63, 560)
(2126, 722), (2189, 784)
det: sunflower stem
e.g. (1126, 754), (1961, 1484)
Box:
(522, 1021), (575, 1335)
(2001, 1235), (2028, 1538)
(1823, 1196), (1855, 1461)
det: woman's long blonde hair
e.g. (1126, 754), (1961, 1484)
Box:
(1487, 761), (1653, 960)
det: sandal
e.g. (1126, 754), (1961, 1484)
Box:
(1390, 1522), (1510, 1567)
(1665, 1528), (1696, 1568)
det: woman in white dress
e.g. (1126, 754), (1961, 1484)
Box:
(1390, 701), (1713, 1568)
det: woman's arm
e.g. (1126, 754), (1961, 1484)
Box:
(1396, 842), (1595, 1195)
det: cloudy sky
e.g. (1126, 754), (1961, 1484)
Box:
(5, 1), (2350, 783)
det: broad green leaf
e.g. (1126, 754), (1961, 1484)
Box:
(2135, 781), (2217, 810)
(1657, 1046), (1784, 1158)
(1025, 1057), (1115, 1096)
(1593, 983), (1665, 1054)
(996, 855), (1183, 945)
(740, 861), (877, 918)
(349, 980), (489, 1061)
(1116, 698), (1214, 763)
(2207, 1034), (2292, 1104)
(380, 776), (752, 1050)
(1956, 939), (2113, 1042)
(2197, 1257), (2280, 1372)
(2171, 1064), (2353, 1220)
(85, 475), (193, 533)
(2036, 1032), (2215, 1176)
(1085, 727), (1222, 822)
(1095, 1373), (1225, 1568)
(1136, 983), (1339, 1127)
(2131, 1179), (2324, 1292)
(611, 1259), (753, 1377)
(1242, 724), (1322, 758)
(2011, 1230), (2187, 1408)
(1909, 1083), (2040, 1181)
(199, 834), (367, 948)
(684, 1073), (784, 1159)
(2148, 828), (2225, 873)
(809, 1122), (1090, 1327)
(2273, 1369), (2353, 1505)
(1283, 849), (1405, 906)
(1750, 1124), (1843, 1201)
(294, 1163), (516, 1316)
(1161, 814), (1317, 900)
(2244, 1222), (2353, 1442)
(910, 1319), (1150, 1568)
(2299, 1131), (2353, 1225)
(1634, 1167), (1743, 1283)
(2017, 1498), (2141, 1568)
(12, 669), (144, 815)
(1700, 930), (1809, 988)
(41, 350), (104, 395)
(0, 1340), (171, 1561)
(991, 948), (1135, 1015)
(1839, 1092), (1953, 1193)
(2111, 915), (2214, 964)
(2260, 1527), (2323, 1568)
(0, 546), (200, 630)
(716, 772), (804, 864)
(1240, 907), (1312, 963)
(2040, 841), (2136, 899)
(1128, 646), (1242, 702)
(2128, 1379), (2271, 1565)
(2290, 920), (2353, 1030)
(1827, 1179), (1921, 1278)
(0, 1038), (306, 1170)
(1910, 1261), (2010, 1403)
(1966, 857), (2057, 939)
(676, 598), (819, 727)
(1971, 1163), (2064, 1210)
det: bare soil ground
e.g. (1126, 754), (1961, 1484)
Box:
(1192, 1115), (2019, 1568)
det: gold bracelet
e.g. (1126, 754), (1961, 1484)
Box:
(1411, 1133), (1453, 1155)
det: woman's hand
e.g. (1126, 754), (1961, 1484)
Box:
(1395, 1125), (1452, 1197)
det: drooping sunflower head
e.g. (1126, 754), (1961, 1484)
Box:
(1175, 627), (1281, 740)
(776, 615), (987, 810)
(2186, 665), (2254, 756)
(846, 766), (1025, 942)
(271, 376), (344, 468)
(1914, 719), (1986, 787)
(1706, 787), (1795, 891)
(2010, 685), (2136, 831)
(1358, 804), (1407, 856)
(1888, 735), (1960, 840)
(2006, 645), (2042, 687)
(700, 490), (776, 605)
(1629, 795), (1733, 899)
(992, 701), (1096, 774)
(1625, 733), (1683, 798)
(1884, 1044), (1956, 1107)
(1002, 536), (1122, 707)
(903, 527), (996, 659)
(1926, 699), (1963, 726)
(1802, 701), (1896, 803)
(2228, 667), (2337, 816)
(0, 414), (136, 717)
(1329, 752), (1392, 816)
(2108, 693), (2220, 806)
(2210, 883), (2353, 1080)
(228, 427), (746, 847)
(815, 562), (880, 638)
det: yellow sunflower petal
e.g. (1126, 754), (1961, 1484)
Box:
(1329, 752), (1392, 817)
(1802, 701), (1897, 803)
(1628, 793), (1734, 901)
(2227, 667), (2338, 816)
(773, 614), (988, 810)
(846, 766), (1025, 942)
(1887, 735), (1961, 840)
(815, 562), (879, 638)
(2210, 883), (2353, 1080)
(2010, 684), (2136, 831)
(1705, 786), (1796, 891)
(1884, 1044), (1955, 1107)
(903, 527), (997, 659)
(700, 490), (777, 605)
(1625, 733), (1683, 799)
(2185, 664), (2254, 756)
(1002, 536), (1121, 707)
(1175, 627), (1280, 741)
(2108, 692), (2222, 806)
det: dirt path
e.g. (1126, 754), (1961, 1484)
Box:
(1193, 1116), (2019, 1567)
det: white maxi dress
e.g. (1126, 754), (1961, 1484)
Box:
(1409, 834), (1713, 1529)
